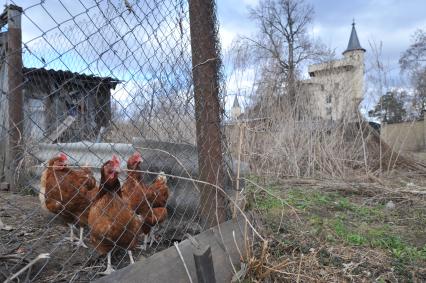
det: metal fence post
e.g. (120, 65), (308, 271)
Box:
(189, 0), (227, 227)
(5, 5), (24, 191)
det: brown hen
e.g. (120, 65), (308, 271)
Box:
(121, 152), (169, 250)
(39, 153), (98, 247)
(88, 155), (142, 275)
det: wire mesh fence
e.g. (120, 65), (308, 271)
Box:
(0, 1), (254, 282)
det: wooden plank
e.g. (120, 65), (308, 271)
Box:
(95, 217), (250, 283)
(42, 115), (76, 143)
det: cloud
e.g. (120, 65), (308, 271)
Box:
(217, 0), (258, 50)
(240, 0), (259, 6)
(218, 0), (426, 90)
(11, 0), (426, 115)
(307, 0), (426, 80)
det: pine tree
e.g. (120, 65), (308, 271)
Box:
(368, 91), (407, 123)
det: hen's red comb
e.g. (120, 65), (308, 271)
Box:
(58, 153), (67, 161)
(132, 151), (142, 161)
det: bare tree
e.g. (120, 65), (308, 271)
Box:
(365, 41), (389, 111)
(400, 29), (426, 117)
(245, 0), (317, 105)
(400, 29), (426, 72)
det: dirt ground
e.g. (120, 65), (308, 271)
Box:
(1, 176), (426, 282)
(0, 192), (171, 282)
(245, 176), (426, 282)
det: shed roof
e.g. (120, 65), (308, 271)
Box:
(23, 67), (121, 90)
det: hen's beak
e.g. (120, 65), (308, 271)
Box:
(56, 161), (66, 168)
(113, 166), (121, 174)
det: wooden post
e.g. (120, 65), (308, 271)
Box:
(5, 5), (24, 191)
(233, 122), (244, 218)
(188, 0), (227, 228)
(193, 245), (216, 283)
(0, 31), (8, 182)
(423, 115), (426, 149)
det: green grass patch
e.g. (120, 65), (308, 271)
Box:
(254, 193), (284, 211)
(246, 178), (426, 281)
(248, 183), (425, 265)
(250, 186), (383, 220)
(332, 219), (367, 245)
(329, 219), (426, 263)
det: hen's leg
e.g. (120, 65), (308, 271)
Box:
(97, 251), (115, 275)
(148, 226), (158, 248)
(73, 227), (88, 248)
(136, 233), (149, 251)
(64, 224), (79, 243)
(128, 250), (135, 264)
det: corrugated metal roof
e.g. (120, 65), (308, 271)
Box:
(23, 67), (121, 89)
(343, 22), (365, 55)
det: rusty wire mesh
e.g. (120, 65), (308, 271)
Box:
(0, 1), (246, 282)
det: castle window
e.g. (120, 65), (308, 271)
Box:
(326, 95), (332, 103)
(326, 107), (332, 115)
(320, 85), (325, 91)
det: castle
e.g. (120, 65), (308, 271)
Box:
(230, 22), (366, 121)
(304, 22), (365, 121)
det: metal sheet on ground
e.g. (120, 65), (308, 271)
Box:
(95, 218), (248, 283)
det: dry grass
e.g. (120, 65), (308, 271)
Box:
(223, 87), (426, 281)
(225, 94), (426, 180)
(106, 115), (196, 144)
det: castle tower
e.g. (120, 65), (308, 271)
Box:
(304, 21), (366, 121)
(231, 95), (241, 119)
(343, 21), (366, 112)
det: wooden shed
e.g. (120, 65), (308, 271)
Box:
(0, 28), (120, 183)
(22, 67), (120, 142)
(0, 67), (120, 183)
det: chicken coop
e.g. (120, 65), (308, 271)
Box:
(0, 1), (249, 282)
(21, 67), (120, 142)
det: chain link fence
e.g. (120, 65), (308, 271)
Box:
(0, 1), (252, 281)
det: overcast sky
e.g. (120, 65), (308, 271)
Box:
(8, 0), (426, 113)
(12, 0), (426, 82)
(217, 0), (426, 80)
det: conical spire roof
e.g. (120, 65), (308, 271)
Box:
(232, 95), (240, 108)
(343, 21), (365, 55)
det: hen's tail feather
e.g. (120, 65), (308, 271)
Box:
(155, 172), (167, 184)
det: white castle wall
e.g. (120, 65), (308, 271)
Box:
(304, 49), (364, 121)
